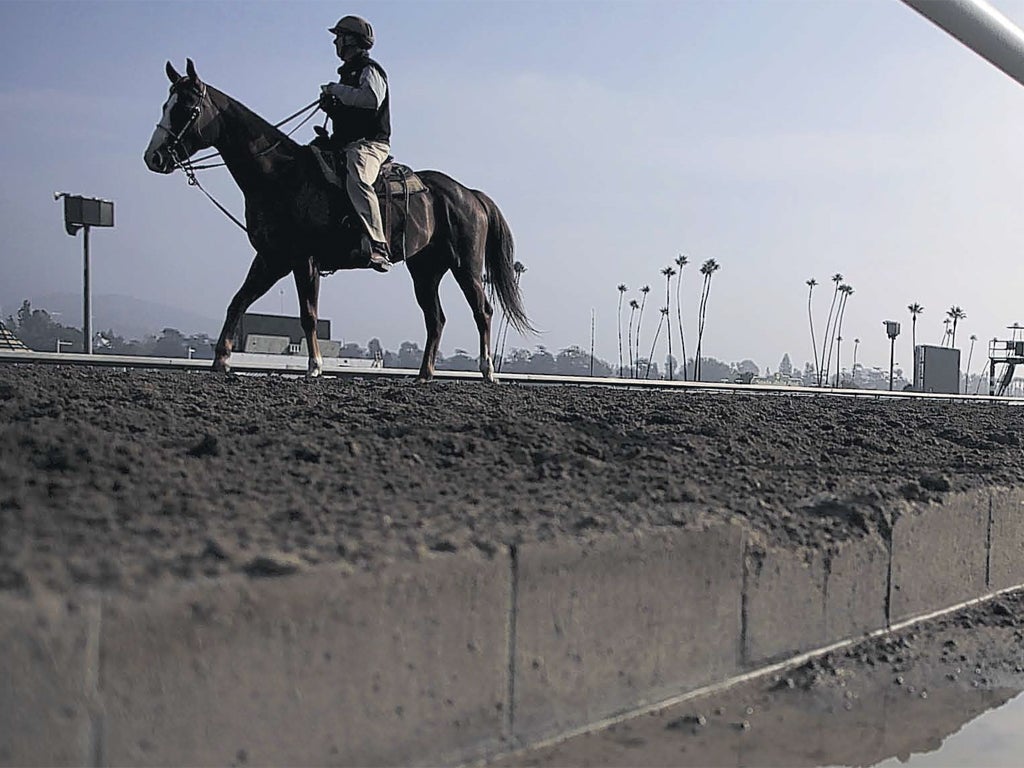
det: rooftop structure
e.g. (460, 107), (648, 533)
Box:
(0, 321), (29, 352)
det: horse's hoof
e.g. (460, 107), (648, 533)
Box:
(307, 368), (322, 379)
(415, 376), (433, 385)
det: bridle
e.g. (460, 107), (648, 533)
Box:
(156, 81), (319, 233)
(156, 82), (210, 174)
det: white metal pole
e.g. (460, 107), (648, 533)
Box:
(900, 0), (1024, 88)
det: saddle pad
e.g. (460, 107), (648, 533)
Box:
(374, 162), (428, 197)
(308, 145), (426, 197)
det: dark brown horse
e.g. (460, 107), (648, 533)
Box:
(144, 59), (532, 381)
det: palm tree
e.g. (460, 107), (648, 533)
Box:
(616, 283), (628, 377)
(694, 259), (721, 381)
(832, 284), (853, 387)
(907, 303), (923, 355)
(661, 265), (677, 379)
(635, 285), (651, 379)
(646, 307), (669, 379)
(820, 273), (843, 386)
(852, 337), (860, 386)
(965, 333), (978, 394)
(675, 254), (689, 380)
(941, 317), (952, 346)
(497, 262), (526, 370)
(806, 278), (819, 385)
(626, 298), (639, 378)
(948, 305), (967, 347)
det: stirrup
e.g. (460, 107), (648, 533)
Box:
(368, 250), (392, 273)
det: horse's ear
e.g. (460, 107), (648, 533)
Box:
(166, 61), (181, 84)
(186, 58), (199, 82)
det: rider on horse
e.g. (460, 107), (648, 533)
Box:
(319, 15), (393, 273)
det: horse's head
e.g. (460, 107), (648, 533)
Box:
(144, 59), (218, 174)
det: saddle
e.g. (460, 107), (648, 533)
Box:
(308, 144), (427, 270)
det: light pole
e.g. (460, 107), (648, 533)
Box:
(884, 321), (901, 391)
(55, 192), (114, 355)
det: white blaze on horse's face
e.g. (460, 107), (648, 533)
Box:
(144, 81), (215, 174)
(144, 92), (180, 174)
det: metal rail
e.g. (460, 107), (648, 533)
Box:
(2, 349), (1021, 404)
(899, 0), (1024, 89)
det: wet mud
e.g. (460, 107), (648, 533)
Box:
(2, 363), (1024, 595)
(493, 590), (1024, 767)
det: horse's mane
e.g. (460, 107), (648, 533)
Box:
(209, 84), (300, 153)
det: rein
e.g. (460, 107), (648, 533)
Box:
(165, 91), (320, 233)
(188, 99), (320, 169)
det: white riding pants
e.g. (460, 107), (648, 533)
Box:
(343, 139), (390, 245)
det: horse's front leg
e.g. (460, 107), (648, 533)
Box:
(409, 255), (447, 383)
(214, 253), (290, 372)
(293, 259), (323, 378)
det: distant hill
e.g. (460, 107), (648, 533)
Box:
(5, 293), (219, 341)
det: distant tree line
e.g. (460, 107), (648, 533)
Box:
(5, 299), (766, 380)
(4, 300), (216, 359)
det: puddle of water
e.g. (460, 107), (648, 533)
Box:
(873, 689), (1024, 767)
(492, 682), (1024, 767)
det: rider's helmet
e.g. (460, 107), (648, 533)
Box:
(328, 15), (375, 49)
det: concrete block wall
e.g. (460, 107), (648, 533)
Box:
(512, 526), (744, 743)
(889, 491), (989, 622)
(2, 486), (1023, 766)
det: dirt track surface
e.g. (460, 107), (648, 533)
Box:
(2, 363), (1024, 595)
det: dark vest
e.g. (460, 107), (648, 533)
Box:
(329, 53), (391, 148)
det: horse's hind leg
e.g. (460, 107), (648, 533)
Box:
(452, 264), (496, 383)
(293, 259), (324, 377)
(408, 252), (448, 383)
(214, 253), (290, 372)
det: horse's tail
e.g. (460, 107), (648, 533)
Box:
(473, 189), (536, 335)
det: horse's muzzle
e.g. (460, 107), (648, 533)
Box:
(145, 148), (175, 174)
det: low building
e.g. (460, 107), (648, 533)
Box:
(0, 321), (30, 351)
(233, 313), (330, 354)
(232, 313), (380, 368)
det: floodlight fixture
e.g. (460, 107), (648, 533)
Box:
(883, 320), (901, 391)
(55, 193), (115, 355)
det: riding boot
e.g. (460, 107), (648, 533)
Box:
(367, 238), (393, 273)
(348, 234), (391, 273)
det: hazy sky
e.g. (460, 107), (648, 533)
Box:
(3, 0), (1024, 375)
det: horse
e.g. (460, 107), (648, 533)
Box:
(143, 59), (533, 382)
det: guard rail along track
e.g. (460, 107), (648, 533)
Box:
(1, 349), (1020, 404)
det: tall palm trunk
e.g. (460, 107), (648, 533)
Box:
(627, 302), (638, 379)
(676, 266), (688, 381)
(694, 262), (719, 381)
(833, 290), (850, 386)
(806, 279), (819, 385)
(635, 287), (650, 379)
(662, 267), (675, 380)
(695, 276), (706, 381)
(616, 284), (626, 378)
(646, 309), (668, 379)
(819, 275), (843, 386)
(497, 265), (525, 371)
